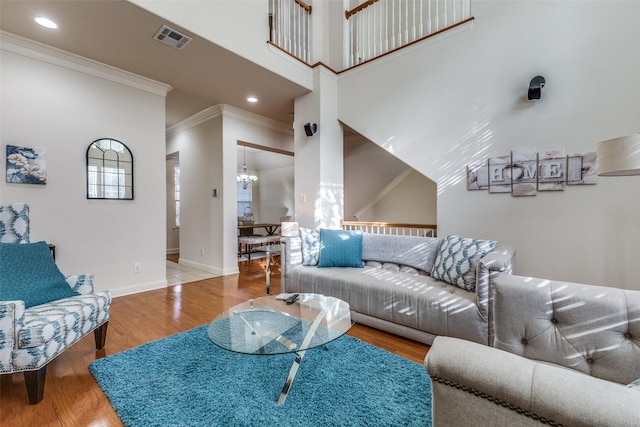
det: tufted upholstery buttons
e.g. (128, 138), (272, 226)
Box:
(624, 332), (632, 339)
(521, 338), (528, 345)
(586, 358), (594, 364)
(551, 318), (558, 324)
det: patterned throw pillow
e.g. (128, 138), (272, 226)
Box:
(627, 378), (640, 391)
(300, 227), (320, 266)
(317, 229), (364, 268)
(0, 241), (78, 307)
(430, 235), (497, 292)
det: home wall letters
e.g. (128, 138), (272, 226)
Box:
(467, 149), (597, 196)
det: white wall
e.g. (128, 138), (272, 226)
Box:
(166, 113), (223, 273)
(358, 171), (437, 224)
(1, 34), (169, 296)
(337, 1), (640, 290)
(166, 105), (294, 275)
(256, 165), (295, 224)
(344, 137), (437, 222)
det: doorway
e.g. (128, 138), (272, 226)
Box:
(166, 152), (180, 258)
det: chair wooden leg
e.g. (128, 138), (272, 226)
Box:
(24, 366), (47, 404)
(94, 322), (108, 349)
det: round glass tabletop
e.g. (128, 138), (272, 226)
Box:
(207, 293), (353, 355)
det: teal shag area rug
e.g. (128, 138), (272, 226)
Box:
(89, 326), (432, 427)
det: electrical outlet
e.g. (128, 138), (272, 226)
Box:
(200, 248), (205, 256)
(134, 262), (142, 273)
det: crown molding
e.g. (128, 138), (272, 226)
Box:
(219, 104), (293, 135)
(166, 104), (293, 138)
(165, 105), (223, 137)
(0, 31), (172, 97)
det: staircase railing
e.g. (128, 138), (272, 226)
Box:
(341, 220), (437, 237)
(345, 0), (472, 67)
(269, 0), (312, 63)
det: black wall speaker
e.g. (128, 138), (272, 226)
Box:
(528, 76), (546, 100)
(304, 122), (318, 136)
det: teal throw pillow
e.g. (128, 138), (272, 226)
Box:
(317, 229), (364, 268)
(430, 235), (497, 292)
(0, 241), (78, 308)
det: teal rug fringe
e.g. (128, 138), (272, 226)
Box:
(89, 325), (432, 427)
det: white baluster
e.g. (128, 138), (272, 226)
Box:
(418, 0), (423, 38)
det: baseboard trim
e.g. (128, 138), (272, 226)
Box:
(178, 258), (224, 276)
(109, 279), (168, 298)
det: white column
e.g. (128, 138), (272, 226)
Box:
(293, 66), (343, 230)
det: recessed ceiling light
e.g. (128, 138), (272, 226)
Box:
(247, 97), (258, 103)
(35, 17), (58, 29)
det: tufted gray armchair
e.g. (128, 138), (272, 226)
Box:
(0, 203), (111, 404)
(425, 274), (640, 426)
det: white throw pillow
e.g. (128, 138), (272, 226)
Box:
(300, 227), (320, 266)
(627, 378), (640, 391)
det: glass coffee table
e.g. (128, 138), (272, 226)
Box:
(207, 293), (353, 404)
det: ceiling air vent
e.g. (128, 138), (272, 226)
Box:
(153, 25), (192, 50)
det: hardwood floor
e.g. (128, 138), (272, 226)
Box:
(0, 258), (430, 426)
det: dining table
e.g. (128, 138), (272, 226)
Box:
(237, 223), (281, 235)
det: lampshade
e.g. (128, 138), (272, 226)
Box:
(596, 134), (640, 176)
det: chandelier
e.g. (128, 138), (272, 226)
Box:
(237, 147), (257, 189)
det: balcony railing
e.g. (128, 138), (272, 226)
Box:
(268, 0), (472, 69)
(346, 0), (472, 67)
(269, 0), (312, 63)
(341, 220), (437, 237)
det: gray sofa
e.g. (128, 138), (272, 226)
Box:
(280, 232), (515, 345)
(425, 274), (640, 426)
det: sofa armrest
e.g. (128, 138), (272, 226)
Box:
(280, 236), (302, 292)
(475, 244), (515, 344)
(425, 336), (640, 427)
(65, 274), (95, 294)
(0, 300), (25, 370)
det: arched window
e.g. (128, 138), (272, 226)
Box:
(86, 138), (134, 199)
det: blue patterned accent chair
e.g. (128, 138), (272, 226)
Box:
(0, 203), (30, 243)
(0, 203), (111, 404)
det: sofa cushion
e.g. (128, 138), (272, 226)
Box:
(364, 260), (428, 276)
(300, 227), (320, 266)
(318, 229), (364, 268)
(431, 235), (496, 292)
(287, 264), (487, 344)
(0, 241), (79, 308)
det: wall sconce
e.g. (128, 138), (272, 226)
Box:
(528, 76), (546, 100)
(304, 123), (318, 137)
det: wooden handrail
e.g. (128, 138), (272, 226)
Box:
(345, 0), (380, 19)
(294, 0), (312, 13)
